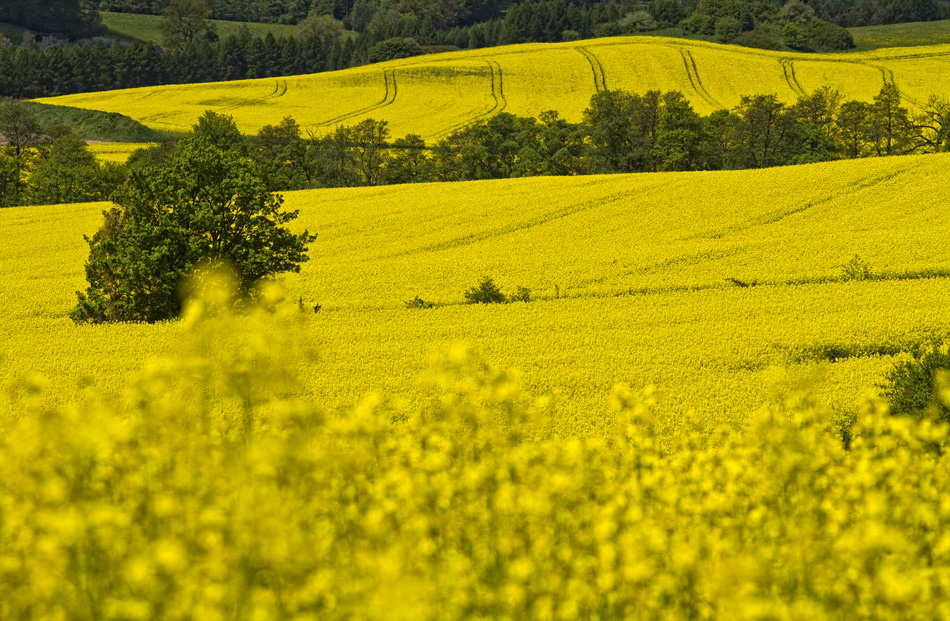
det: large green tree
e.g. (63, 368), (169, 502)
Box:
(0, 102), (44, 206)
(28, 135), (114, 205)
(72, 137), (316, 324)
(162, 0), (217, 50)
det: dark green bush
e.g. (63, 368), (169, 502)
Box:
(805, 19), (855, 52)
(465, 277), (507, 304)
(714, 16), (743, 43)
(732, 27), (784, 50)
(367, 37), (423, 63)
(510, 286), (532, 303)
(883, 347), (950, 422)
(405, 296), (435, 309)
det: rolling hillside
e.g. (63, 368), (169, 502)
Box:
(99, 10), (299, 44)
(3, 154), (949, 432)
(34, 37), (950, 140)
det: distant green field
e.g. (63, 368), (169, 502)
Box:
(0, 20), (29, 43)
(849, 19), (950, 51)
(100, 11), (298, 44)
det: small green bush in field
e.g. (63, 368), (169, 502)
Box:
(465, 276), (508, 304)
(405, 296), (435, 309)
(884, 344), (950, 422)
(840, 254), (873, 281)
(510, 286), (532, 303)
(463, 277), (532, 304)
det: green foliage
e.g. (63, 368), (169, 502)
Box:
(28, 135), (114, 205)
(367, 36), (422, 63)
(884, 345), (950, 422)
(18, 101), (173, 143)
(192, 109), (245, 153)
(0, 0), (102, 38)
(162, 0), (217, 49)
(730, 26), (783, 49)
(804, 18), (855, 51)
(463, 277), (533, 304)
(465, 276), (507, 304)
(714, 15), (743, 42)
(71, 137), (316, 323)
(405, 295), (435, 309)
(840, 254), (873, 281)
(783, 22), (809, 48)
(510, 285), (532, 303)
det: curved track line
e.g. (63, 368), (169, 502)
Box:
(214, 79), (289, 114)
(432, 59), (506, 140)
(780, 59), (806, 97)
(314, 69), (397, 128)
(877, 65), (922, 108)
(678, 49), (722, 109)
(576, 47), (607, 92)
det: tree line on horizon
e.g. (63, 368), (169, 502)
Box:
(2, 0), (949, 99)
(83, 0), (950, 30)
(2, 82), (947, 208)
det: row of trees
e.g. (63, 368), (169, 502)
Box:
(87, 0), (950, 29)
(0, 103), (124, 207)
(0, 31), (347, 99)
(4, 83), (947, 208)
(184, 83), (949, 192)
(3, 0), (947, 99)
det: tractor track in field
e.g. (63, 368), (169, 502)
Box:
(314, 69), (397, 128)
(678, 49), (722, 109)
(215, 79), (289, 114)
(866, 63), (922, 108)
(577, 47), (607, 92)
(780, 59), (806, 97)
(432, 59), (506, 141)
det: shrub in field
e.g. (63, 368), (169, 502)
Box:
(510, 285), (532, 303)
(71, 136), (316, 323)
(464, 278), (532, 304)
(884, 345), (950, 422)
(840, 254), (873, 281)
(405, 295), (435, 309)
(464, 276), (507, 304)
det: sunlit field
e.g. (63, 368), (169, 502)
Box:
(4, 153), (949, 427)
(86, 141), (155, 164)
(4, 152), (950, 618)
(35, 37), (950, 139)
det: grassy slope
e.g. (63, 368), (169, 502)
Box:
(19, 101), (176, 142)
(0, 20), (29, 43)
(99, 11), (298, 44)
(850, 18), (950, 51)
(33, 36), (950, 140)
(2, 154), (949, 433)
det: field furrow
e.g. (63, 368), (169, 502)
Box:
(36, 38), (950, 137)
(3, 154), (950, 423)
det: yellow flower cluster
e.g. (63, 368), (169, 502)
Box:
(1, 306), (949, 620)
(33, 37), (950, 137)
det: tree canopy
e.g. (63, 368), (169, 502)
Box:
(71, 136), (316, 323)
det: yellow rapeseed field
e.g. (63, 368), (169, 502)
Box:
(2, 153), (949, 423)
(33, 38), (950, 139)
(3, 155), (950, 617)
(86, 142), (156, 164)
